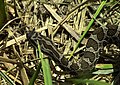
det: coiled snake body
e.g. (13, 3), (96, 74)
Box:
(27, 24), (120, 74)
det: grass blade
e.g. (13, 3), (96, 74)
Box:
(70, 0), (107, 57)
(37, 40), (52, 85)
(0, 71), (15, 85)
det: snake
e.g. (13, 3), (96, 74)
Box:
(27, 24), (120, 74)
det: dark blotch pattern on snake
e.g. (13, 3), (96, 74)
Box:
(27, 24), (120, 74)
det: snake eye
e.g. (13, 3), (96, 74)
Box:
(26, 29), (38, 48)
(26, 28), (36, 39)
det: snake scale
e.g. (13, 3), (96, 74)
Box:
(27, 24), (120, 74)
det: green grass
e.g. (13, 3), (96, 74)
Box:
(68, 78), (111, 85)
(0, 71), (15, 85)
(0, 0), (7, 29)
(70, 0), (107, 58)
(29, 40), (52, 85)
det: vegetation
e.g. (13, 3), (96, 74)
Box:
(0, 0), (119, 85)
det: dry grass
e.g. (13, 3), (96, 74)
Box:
(0, 0), (120, 84)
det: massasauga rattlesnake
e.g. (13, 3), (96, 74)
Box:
(27, 24), (120, 74)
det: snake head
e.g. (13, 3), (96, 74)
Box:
(26, 28), (38, 48)
(26, 28), (36, 39)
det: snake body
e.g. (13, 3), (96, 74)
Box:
(27, 24), (120, 74)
